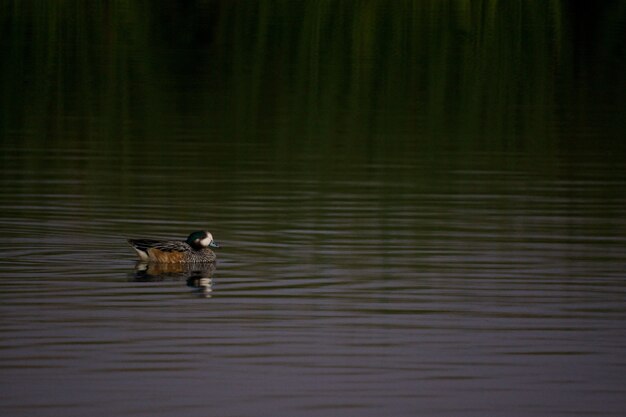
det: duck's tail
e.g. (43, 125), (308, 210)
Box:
(127, 239), (151, 262)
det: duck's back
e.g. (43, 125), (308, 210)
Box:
(128, 239), (189, 253)
(128, 239), (215, 263)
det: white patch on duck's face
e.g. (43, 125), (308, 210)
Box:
(199, 232), (214, 248)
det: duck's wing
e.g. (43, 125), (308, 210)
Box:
(128, 239), (191, 261)
(151, 240), (191, 253)
(128, 239), (160, 253)
(128, 239), (190, 253)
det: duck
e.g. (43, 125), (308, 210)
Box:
(128, 231), (220, 263)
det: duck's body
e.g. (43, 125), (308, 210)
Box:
(128, 231), (219, 263)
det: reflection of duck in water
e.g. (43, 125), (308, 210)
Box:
(133, 262), (216, 296)
(128, 231), (220, 263)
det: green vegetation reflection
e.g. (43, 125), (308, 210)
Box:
(1, 0), (625, 154)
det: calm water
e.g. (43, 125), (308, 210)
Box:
(1, 2), (626, 416)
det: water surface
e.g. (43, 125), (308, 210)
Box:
(1, 2), (626, 416)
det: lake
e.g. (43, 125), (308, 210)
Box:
(1, 2), (625, 416)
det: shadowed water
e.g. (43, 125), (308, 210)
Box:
(2, 145), (624, 417)
(1, 2), (626, 416)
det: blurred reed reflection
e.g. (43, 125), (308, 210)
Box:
(2, 0), (625, 156)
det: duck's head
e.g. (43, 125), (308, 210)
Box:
(187, 230), (220, 249)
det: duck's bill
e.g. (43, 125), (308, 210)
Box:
(209, 241), (220, 248)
